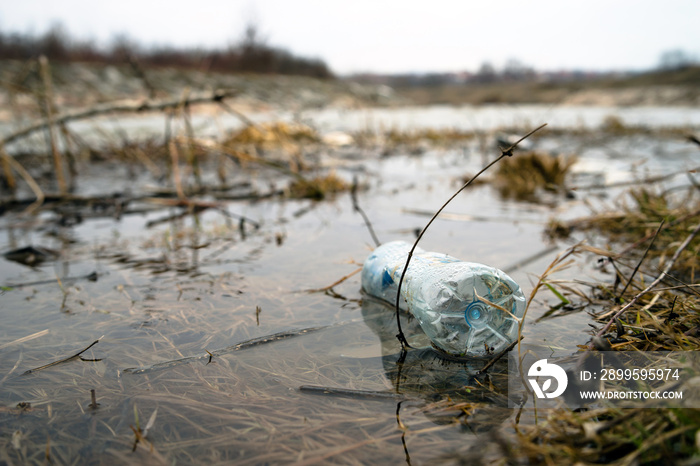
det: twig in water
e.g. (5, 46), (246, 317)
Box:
(351, 176), (381, 247)
(23, 339), (102, 375)
(123, 326), (330, 374)
(45, 435), (51, 464)
(1, 90), (238, 146)
(397, 401), (412, 465)
(306, 267), (362, 293)
(394, 123), (547, 349)
(144, 203), (210, 228)
(299, 385), (412, 401)
(2, 271), (98, 290)
(90, 389), (99, 410)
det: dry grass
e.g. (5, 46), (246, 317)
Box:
(494, 150), (577, 201)
(509, 182), (700, 465)
(225, 122), (319, 148)
(550, 187), (700, 283)
(513, 406), (700, 465)
(351, 127), (475, 153)
(287, 171), (349, 199)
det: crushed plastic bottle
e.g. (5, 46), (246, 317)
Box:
(361, 241), (526, 357)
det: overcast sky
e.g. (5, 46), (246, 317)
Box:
(1, 0), (699, 75)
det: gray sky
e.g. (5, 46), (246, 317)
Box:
(1, 0), (699, 75)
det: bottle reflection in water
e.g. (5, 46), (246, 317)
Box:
(361, 241), (526, 357)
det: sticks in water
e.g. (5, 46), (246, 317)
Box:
(23, 339), (102, 375)
(123, 326), (328, 374)
(1, 90), (238, 147)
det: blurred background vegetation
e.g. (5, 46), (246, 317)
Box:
(0, 22), (333, 78)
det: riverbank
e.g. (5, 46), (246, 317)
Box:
(0, 59), (404, 122)
(2, 60), (699, 125)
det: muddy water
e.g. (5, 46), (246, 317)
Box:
(0, 111), (698, 463)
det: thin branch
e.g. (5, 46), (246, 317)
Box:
(617, 219), (665, 300)
(1, 90), (238, 147)
(394, 123), (547, 348)
(299, 385), (411, 400)
(351, 176), (381, 247)
(123, 326), (329, 374)
(306, 267), (362, 293)
(23, 339), (101, 375)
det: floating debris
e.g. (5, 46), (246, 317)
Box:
(3, 246), (60, 266)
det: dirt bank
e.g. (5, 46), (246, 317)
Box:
(0, 60), (405, 122)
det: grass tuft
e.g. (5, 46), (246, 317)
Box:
(494, 151), (577, 201)
(287, 171), (349, 200)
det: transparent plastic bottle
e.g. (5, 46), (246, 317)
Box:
(361, 241), (526, 357)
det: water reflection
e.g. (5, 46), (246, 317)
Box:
(358, 296), (512, 430)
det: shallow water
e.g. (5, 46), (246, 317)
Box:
(4, 103), (700, 153)
(0, 107), (698, 463)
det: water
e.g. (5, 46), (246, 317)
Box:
(0, 105), (698, 463)
(4, 103), (700, 153)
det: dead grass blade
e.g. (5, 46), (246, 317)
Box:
(22, 339), (102, 375)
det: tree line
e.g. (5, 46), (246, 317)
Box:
(0, 24), (333, 79)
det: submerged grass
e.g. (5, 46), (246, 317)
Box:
(351, 126), (476, 153)
(494, 150), (577, 201)
(226, 121), (319, 147)
(287, 171), (350, 200)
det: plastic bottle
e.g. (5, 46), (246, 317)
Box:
(361, 241), (526, 357)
